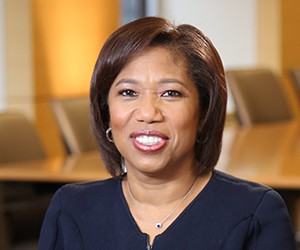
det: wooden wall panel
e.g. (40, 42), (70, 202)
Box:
(32, 0), (120, 156)
(281, 0), (300, 119)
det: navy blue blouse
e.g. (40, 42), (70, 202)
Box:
(38, 170), (296, 249)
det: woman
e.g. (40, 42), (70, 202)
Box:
(39, 17), (296, 249)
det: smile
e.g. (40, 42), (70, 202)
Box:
(130, 131), (168, 153)
(136, 135), (162, 145)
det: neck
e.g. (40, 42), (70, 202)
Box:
(124, 171), (203, 206)
(122, 171), (212, 243)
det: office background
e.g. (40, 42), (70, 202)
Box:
(0, 0), (299, 157)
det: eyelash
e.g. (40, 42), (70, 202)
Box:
(161, 90), (183, 98)
(119, 89), (137, 97)
(118, 89), (184, 98)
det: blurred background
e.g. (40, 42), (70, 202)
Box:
(0, 0), (299, 158)
(0, 0), (300, 249)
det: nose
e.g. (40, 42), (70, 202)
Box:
(135, 95), (164, 123)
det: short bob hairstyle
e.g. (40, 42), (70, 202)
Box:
(90, 16), (227, 178)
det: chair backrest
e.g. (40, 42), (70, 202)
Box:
(50, 96), (98, 154)
(226, 68), (293, 126)
(0, 112), (45, 164)
(289, 68), (300, 100)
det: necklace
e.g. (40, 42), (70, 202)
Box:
(126, 178), (198, 229)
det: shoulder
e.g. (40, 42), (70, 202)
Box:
(39, 178), (123, 249)
(60, 177), (119, 195)
(209, 170), (284, 214)
(53, 178), (121, 210)
(212, 170), (272, 195)
(207, 171), (295, 248)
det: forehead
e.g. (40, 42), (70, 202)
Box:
(110, 47), (198, 95)
(119, 47), (187, 74)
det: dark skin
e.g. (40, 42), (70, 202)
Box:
(107, 47), (212, 244)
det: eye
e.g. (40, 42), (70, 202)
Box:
(161, 90), (183, 98)
(118, 89), (138, 97)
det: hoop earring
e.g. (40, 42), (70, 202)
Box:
(121, 157), (127, 174)
(105, 128), (114, 143)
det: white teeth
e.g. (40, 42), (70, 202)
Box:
(136, 136), (162, 145)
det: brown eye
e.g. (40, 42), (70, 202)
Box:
(119, 89), (137, 97)
(162, 90), (183, 97)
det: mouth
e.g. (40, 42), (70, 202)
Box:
(130, 130), (168, 153)
(135, 135), (162, 145)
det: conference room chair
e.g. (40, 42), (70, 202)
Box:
(0, 112), (45, 164)
(0, 111), (53, 248)
(289, 68), (300, 101)
(226, 68), (293, 126)
(50, 96), (98, 155)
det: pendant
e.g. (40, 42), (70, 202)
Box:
(155, 223), (162, 229)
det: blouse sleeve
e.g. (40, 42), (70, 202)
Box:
(252, 189), (297, 249)
(38, 189), (64, 250)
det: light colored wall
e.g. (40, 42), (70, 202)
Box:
(257, 0), (281, 72)
(159, 0), (257, 70)
(3, 0), (34, 119)
(145, 0), (159, 16)
(0, 0), (34, 116)
(0, 0), (5, 110)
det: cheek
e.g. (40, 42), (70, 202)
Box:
(176, 114), (198, 132)
(172, 106), (200, 135)
(108, 105), (131, 129)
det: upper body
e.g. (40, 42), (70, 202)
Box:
(38, 170), (296, 250)
(39, 16), (296, 249)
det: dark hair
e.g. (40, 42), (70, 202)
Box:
(90, 16), (227, 178)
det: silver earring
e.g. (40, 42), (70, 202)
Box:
(105, 128), (114, 143)
(121, 157), (127, 174)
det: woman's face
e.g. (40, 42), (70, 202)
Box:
(108, 47), (200, 178)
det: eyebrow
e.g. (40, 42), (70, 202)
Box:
(114, 78), (138, 86)
(114, 78), (187, 88)
(159, 78), (186, 86)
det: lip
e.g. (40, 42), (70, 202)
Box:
(130, 130), (169, 153)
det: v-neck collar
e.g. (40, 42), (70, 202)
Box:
(117, 171), (216, 245)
